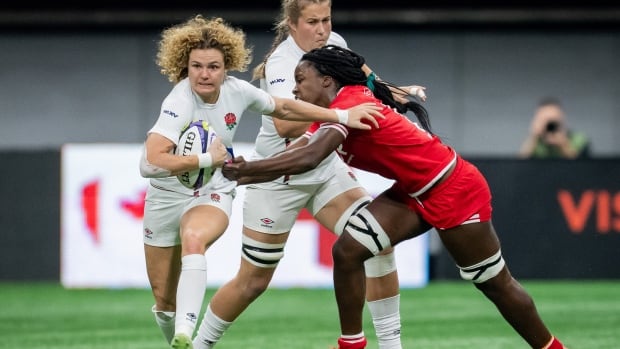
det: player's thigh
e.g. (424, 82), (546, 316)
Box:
(437, 220), (501, 267)
(242, 225), (290, 245)
(144, 244), (182, 307)
(143, 187), (186, 247)
(313, 187), (369, 232)
(311, 168), (369, 231)
(180, 200), (231, 250)
(366, 190), (431, 246)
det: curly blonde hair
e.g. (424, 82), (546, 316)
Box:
(157, 15), (253, 84)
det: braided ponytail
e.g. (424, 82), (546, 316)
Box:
(302, 45), (432, 133)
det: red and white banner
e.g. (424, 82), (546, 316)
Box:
(61, 143), (428, 289)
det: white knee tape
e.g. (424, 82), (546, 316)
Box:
(458, 250), (505, 283)
(241, 235), (285, 268)
(334, 196), (372, 236)
(344, 207), (391, 255)
(364, 252), (397, 278)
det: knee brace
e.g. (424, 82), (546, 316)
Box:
(458, 250), (505, 283)
(343, 207), (391, 255)
(334, 196), (372, 236)
(241, 235), (285, 268)
(364, 251), (397, 278)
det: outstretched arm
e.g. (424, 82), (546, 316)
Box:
(269, 97), (382, 130)
(223, 128), (345, 185)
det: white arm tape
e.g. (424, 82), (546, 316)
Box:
(197, 153), (213, 168)
(334, 109), (349, 125)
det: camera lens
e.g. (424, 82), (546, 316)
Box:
(545, 121), (559, 133)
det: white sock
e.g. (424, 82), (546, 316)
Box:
(152, 305), (175, 344)
(193, 304), (233, 349)
(367, 294), (402, 349)
(175, 254), (208, 338)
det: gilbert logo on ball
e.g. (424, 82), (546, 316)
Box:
(175, 120), (217, 189)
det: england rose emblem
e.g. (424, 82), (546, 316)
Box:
(210, 193), (221, 203)
(224, 113), (237, 130)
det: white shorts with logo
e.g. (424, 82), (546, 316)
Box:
(143, 184), (236, 247)
(242, 162), (362, 234)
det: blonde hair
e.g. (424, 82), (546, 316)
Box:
(252, 0), (331, 81)
(157, 15), (252, 84)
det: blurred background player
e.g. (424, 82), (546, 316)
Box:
(140, 16), (382, 349)
(191, 1), (425, 349)
(519, 97), (590, 159)
(221, 45), (568, 349)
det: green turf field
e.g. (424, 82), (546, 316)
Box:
(0, 281), (617, 348)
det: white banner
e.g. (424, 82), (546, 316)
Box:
(61, 143), (428, 289)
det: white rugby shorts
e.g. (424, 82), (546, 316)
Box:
(242, 162), (361, 234)
(143, 184), (235, 247)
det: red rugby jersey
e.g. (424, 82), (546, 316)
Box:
(307, 85), (456, 196)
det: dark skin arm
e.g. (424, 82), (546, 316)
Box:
(222, 127), (345, 185)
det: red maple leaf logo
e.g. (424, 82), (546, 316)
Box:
(81, 181), (147, 245)
(81, 180), (100, 243)
(120, 189), (147, 219)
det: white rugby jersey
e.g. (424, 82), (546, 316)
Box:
(147, 76), (276, 195)
(251, 33), (348, 186)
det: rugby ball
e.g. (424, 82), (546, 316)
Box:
(175, 120), (217, 189)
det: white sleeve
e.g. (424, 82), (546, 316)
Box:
(147, 95), (193, 144)
(239, 80), (276, 115)
(264, 32), (346, 100)
(263, 54), (297, 99)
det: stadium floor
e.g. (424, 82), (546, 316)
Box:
(1, 280), (617, 348)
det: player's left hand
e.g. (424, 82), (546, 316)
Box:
(346, 102), (384, 130)
(207, 137), (231, 168)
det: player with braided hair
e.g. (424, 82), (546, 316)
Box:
(301, 45), (431, 132)
(222, 45), (568, 349)
(191, 2), (425, 349)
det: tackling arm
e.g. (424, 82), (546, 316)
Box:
(223, 128), (345, 185)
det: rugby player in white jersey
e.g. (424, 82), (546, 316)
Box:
(139, 15), (382, 349)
